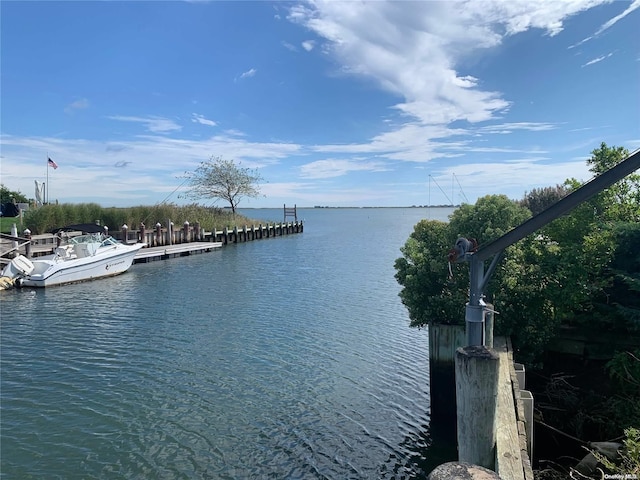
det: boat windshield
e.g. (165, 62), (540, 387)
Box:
(66, 233), (122, 247)
(69, 233), (101, 244)
(100, 236), (120, 247)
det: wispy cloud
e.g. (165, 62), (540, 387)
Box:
(239, 68), (257, 80)
(107, 115), (182, 133)
(478, 122), (559, 134)
(192, 113), (217, 127)
(571, 0), (639, 47)
(582, 52), (614, 67)
(65, 98), (90, 114)
(282, 41), (297, 52)
(300, 158), (389, 179)
(596, 0), (640, 34)
(301, 40), (315, 51)
(287, 1), (605, 143)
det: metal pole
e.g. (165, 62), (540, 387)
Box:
(466, 256), (485, 346)
(476, 148), (640, 262)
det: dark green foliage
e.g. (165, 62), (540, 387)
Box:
(395, 143), (639, 367)
(587, 142), (640, 222)
(519, 184), (570, 215)
(395, 219), (466, 326)
(449, 194), (531, 244)
(394, 195), (532, 329)
(0, 184), (29, 204)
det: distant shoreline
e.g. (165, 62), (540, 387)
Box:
(240, 205), (459, 210)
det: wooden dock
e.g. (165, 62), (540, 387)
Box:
(133, 242), (223, 263)
(428, 325), (534, 480)
(2, 220), (303, 262)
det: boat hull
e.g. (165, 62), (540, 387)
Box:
(16, 244), (144, 288)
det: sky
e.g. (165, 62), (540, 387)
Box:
(1, 0), (639, 208)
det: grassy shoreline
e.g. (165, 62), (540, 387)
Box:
(1, 203), (274, 235)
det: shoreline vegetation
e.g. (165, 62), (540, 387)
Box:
(2, 203), (271, 236)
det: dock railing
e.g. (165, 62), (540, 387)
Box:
(1, 220), (304, 258)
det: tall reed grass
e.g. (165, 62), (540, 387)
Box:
(21, 203), (269, 235)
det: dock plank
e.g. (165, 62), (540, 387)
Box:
(133, 242), (222, 262)
(494, 337), (526, 480)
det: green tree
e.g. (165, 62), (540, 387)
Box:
(395, 195), (531, 329)
(519, 184), (570, 215)
(0, 184), (29, 204)
(584, 142), (640, 222)
(183, 156), (264, 215)
(395, 219), (465, 327)
(395, 144), (639, 365)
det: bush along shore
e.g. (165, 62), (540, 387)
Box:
(13, 203), (267, 236)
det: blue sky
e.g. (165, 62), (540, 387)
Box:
(1, 0), (638, 208)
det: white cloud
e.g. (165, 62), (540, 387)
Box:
(107, 115), (182, 133)
(192, 113), (217, 127)
(571, 0), (638, 47)
(301, 40), (315, 51)
(478, 122), (559, 133)
(282, 41), (297, 52)
(239, 68), (257, 79)
(65, 98), (90, 114)
(438, 159), (591, 199)
(300, 158), (389, 179)
(595, 0), (640, 34)
(286, 0), (610, 148)
(582, 52), (614, 67)
(0, 132), (302, 206)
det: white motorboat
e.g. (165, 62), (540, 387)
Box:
(1, 233), (144, 288)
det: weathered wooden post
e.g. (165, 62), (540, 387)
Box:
(139, 222), (145, 244)
(121, 224), (128, 244)
(429, 323), (466, 463)
(155, 222), (162, 247)
(485, 304), (495, 349)
(233, 226), (238, 243)
(167, 220), (173, 246)
(103, 225), (109, 238)
(10, 224), (18, 256)
(455, 345), (500, 469)
(194, 221), (201, 241)
(223, 227), (228, 245)
(183, 221), (190, 243)
(23, 228), (32, 258)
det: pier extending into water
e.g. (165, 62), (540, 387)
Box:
(0, 220), (304, 265)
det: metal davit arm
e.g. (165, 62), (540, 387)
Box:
(462, 148), (640, 346)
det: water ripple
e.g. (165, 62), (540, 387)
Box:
(1, 208), (455, 479)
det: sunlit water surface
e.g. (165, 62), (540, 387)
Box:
(1, 207), (456, 479)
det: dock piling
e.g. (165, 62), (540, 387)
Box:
(455, 345), (499, 469)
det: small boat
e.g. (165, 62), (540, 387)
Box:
(1, 229), (144, 288)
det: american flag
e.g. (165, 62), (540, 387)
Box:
(48, 157), (58, 169)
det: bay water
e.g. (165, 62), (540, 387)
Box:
(1, 207), (456, 479)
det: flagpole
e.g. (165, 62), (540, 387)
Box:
(46, 154), (49, 204)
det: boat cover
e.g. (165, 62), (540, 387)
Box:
(49, 224), (107, 234)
